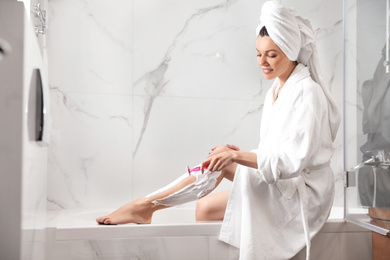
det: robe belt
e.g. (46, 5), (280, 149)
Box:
(303, 162), (331, 172)
(294, 163), (330, 260)
(294, 175), (310, 260)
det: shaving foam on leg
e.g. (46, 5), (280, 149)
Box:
(145, 168), (221, 206)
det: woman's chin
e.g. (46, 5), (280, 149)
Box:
(262, 73), (276, 80)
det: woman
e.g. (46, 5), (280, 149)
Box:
(97, 1), (340, 259)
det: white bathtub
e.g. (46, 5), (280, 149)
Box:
(48, 208), (222, 241)
(46, 207), (372, 260)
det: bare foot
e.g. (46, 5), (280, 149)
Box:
(96, 197), (154, 225)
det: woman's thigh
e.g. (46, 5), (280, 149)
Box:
(196, 190), (230, 221)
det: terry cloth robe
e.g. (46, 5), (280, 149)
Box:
(219, 64), (335, 260)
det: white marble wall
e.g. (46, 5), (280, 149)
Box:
(47, 0), (344, 211)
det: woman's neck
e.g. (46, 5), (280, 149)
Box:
(278, 63), (297, 88)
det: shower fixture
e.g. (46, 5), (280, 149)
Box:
(32, 3), (46, 35)
(354, 150), (390, 170)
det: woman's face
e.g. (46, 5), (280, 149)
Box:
(256, 36), (295, 83)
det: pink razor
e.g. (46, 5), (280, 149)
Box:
(187, 165), (209, 175)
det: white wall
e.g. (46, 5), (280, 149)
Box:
(46, 0), (344, 212)
(0, 2), (25, 259)
(0, 1), (49, 260)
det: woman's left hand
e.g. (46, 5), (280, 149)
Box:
(200, 151), (236, 173)
(207, 144), (240, 158)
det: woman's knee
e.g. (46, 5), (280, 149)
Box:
(195, 198), (213, 221)
(195, 191), (229, 221)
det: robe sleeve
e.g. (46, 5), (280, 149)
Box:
(256, 99), (323, 184)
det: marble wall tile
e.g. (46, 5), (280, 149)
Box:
(47, 0), (132, 95)
(47, 93), (133, 209)
(132, 96), (263, 199)
(133, 0), (265, 100)
(47, 0), (345, 213)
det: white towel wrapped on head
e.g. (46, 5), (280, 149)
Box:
(256, 0), (340, 142)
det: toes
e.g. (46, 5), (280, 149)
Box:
(103, 218), (112, 225)
(96, 216), (108, 224)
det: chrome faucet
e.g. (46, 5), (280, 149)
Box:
(354, 150), (390, 170)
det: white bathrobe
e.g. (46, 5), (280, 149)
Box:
(219, 64), (336, 260)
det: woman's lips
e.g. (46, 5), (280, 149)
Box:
(262, 68), (273, 74)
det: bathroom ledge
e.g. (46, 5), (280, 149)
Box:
(46, 207), (369, 241)
(47, 208), (222, 241)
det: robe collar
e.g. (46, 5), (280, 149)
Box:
(271, 63), (310, 105)
(261, 64), (310, 139)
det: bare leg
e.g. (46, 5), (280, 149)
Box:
(96, 163), (237, 225)
(196, 190), (230, 221)
(96, 175), (197, 224)
(196, 163), (236, 221)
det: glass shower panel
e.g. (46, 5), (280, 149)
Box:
(344, 0), (390, 235)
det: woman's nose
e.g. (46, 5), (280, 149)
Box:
(258, 56), (268, 66)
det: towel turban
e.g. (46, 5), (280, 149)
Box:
(256, 0), (341, 142)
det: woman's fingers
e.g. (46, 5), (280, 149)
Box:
(208, 157), (220, 172)
(203, 146), (238, 173)
(208, 145), (237, 158)
(201, 156), (218, 173)
(226, 144), (240, 151)
(203, 152), (234, 172)
(200, 158), (211, 173)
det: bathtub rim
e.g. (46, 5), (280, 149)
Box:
(47, 207), (368, 241)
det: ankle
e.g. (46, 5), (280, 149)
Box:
(135, 197), (157, 210)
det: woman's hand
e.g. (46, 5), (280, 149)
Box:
(200, 144), (241, 172)
(201, 151), (236, 173)
(201, 145), (258, 173)
(207, 144), (240, 158)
